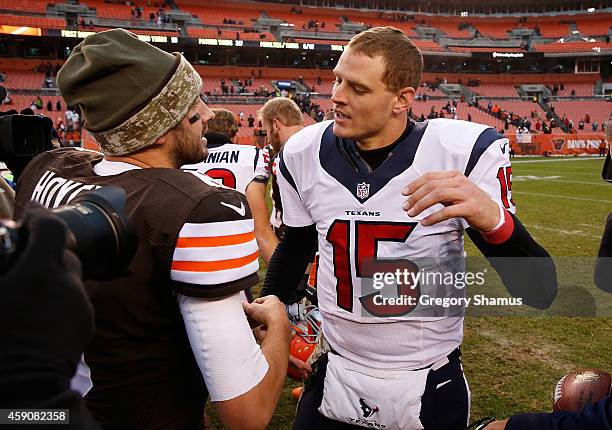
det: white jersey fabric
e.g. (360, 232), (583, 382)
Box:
(183, 143), (260, 193)
(277, 118), (515, 370)
(252, 144), (283, 228)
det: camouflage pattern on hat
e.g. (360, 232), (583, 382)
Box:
(90, 55), (202, 156)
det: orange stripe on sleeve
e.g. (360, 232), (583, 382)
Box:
(176, 232), (255, 248)
(172, 251), (259, 272)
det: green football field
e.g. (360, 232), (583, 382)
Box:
(210, 155), (612, 429)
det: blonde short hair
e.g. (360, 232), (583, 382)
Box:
(348, 26), (423, 92)
(258, 97), (303, 127)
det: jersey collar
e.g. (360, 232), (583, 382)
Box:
(319, 120), (428, 204)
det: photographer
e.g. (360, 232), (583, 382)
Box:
(14, 29), (290, 430)
(0, 204), (99, 429)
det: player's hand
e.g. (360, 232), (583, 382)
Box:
(243, 295), (290, 329)
(483, 419), (508, 429)
(402, 171), (500, 232)
(289, 355), (313, 379)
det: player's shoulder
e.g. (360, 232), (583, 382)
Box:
(283, 120), (333, 157)
(132, 168), (245, 204)
(425, 118), (505, 154)
(215, 142), (256, 153)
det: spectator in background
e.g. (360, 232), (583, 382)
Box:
(47, 100), (53, 111)
(593, 121), (599, 132)
(248, 113), (255, 127)
(467, 113), (472, 122)
(56, 100), (62, 111)
(579, 119), (585, 130)
(586, 113), (591, 123)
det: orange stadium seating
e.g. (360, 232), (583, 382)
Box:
(82, 0), (161, 21)
(342, 14), (418, 38)
(303, 78), (334, 94)
(2, 70), (45, 89)
(0, 0), (45, 13)
(411, 39), (446, 52)
(0, 14), (65, 30)
(422, 17), (471, 38)
(266, 10), (341, 32)
(179, 0), (260, 27)
(493, 100), (547, 121)
(533, 41), (612, 53)
(553, 82), (594, 97)
(448, 46), (524, 53)
(523, 19), (571, 38)
(551, 101), (612, 132)
(469, 19), (517, 38)
(472, 84), (519, 98)
(575, 14), (612, 36)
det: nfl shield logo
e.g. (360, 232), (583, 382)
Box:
(356, 182), (370, 199)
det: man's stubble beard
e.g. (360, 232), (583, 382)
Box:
(172, 126), (208, 168)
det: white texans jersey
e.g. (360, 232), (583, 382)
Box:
(278, 119), (515, 369)
(183, 143), (261, 194)
(252, 145), (283, 228)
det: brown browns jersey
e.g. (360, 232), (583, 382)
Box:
(14, 148), (259, 429)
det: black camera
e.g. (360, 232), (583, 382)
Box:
(0, 113), (54, 159)
(0, 187), (137, 281)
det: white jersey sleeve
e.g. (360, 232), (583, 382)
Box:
(253, 145), (273, 183)
(179, 291), (269, 402)
(277, 148), (314, 227)
(462, 130), (515, 229)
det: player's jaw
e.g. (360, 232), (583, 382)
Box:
(332, 107), (355, 138)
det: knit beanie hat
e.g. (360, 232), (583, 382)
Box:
(57, 28), (202, 156)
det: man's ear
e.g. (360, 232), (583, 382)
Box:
(393, 86), (416, 115)
(272, 118), (281, 132)
(154, 130), (171, 146)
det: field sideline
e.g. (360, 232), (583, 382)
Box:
(209, 156), (612, 429)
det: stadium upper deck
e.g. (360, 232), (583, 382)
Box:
(0, 0), (609, 54)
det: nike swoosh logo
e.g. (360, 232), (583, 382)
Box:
(436, 379), (452, 389)
(221, 201), (246, 216)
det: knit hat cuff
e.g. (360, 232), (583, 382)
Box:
(90, 55), (202, 156)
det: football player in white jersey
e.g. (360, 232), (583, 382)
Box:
(182, 108), (259, 193)
(182, 108), (279, 264)
(261, 27), (557, 430)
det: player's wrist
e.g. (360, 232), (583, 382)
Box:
(481, 206), (514, 245)
(265, 315), (292, 343)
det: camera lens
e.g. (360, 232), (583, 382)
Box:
(52, 187), (136, 281)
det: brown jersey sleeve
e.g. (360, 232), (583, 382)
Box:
(169, 186), (259, 298)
